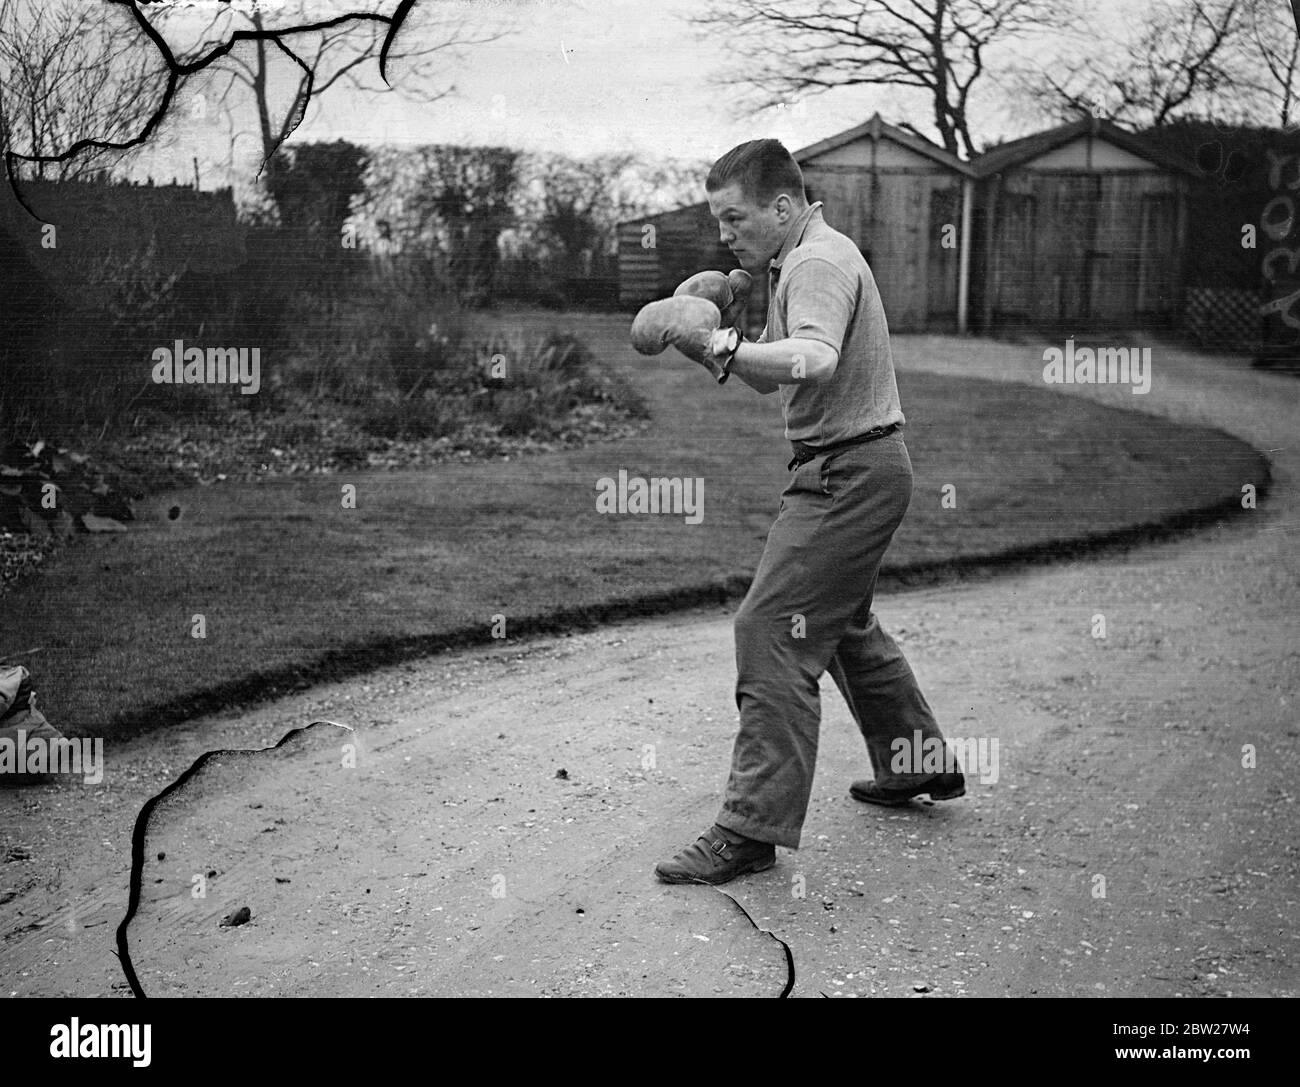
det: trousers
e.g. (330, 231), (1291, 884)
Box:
(716, 431), (949, 848)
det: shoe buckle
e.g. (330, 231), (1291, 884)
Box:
(709, 837), (729, 856)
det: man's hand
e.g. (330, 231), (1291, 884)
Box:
(673, 269), (753, 329)
(630, 295), (733, 378)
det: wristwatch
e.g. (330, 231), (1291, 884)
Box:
(711, 326), (743, 384)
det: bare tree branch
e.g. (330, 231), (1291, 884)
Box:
(1245, 0), (1300, 127)
(1016, 0), (1257, 129)
(146, 0), (511, 177)
(693, 0), (1071, 157)
(0, 0), (168, 180)
(2, 1), (510, 205)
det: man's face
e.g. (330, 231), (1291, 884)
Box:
(707, 182), (790, 274)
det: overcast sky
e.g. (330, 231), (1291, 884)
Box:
(138, 0), (1134, 190)
(329, 0), (959, 156)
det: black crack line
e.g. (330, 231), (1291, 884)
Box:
(381, 0), (417, 83)
(259, 34), (316, 180)
(6, 0), (417, 219)
(702, 883), (796, 999)
(113, 719), (353, 999)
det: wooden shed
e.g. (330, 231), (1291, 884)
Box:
(969, 117), (1196, 331)
(617, 114), (975, 334)
(795, 114), (975, 332)
(617, 202), (734, 310)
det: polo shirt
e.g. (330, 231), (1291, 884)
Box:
(764, 201), (905, 445)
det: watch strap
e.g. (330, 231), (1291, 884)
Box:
(715, 327), (743, 384)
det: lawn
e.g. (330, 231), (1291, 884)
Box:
(0, 314), (1268, 740)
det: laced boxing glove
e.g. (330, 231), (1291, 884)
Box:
(673, 268), (753, 330)
(630, 294), (740, 381)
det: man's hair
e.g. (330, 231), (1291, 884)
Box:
(706, 139), (806, 205)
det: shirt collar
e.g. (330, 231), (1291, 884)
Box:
(769, 201), (824, 274)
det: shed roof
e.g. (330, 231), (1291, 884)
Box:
(618, 200), (709, 230)
(794, 112), (976, 176)
(970, 116), (1198, 177)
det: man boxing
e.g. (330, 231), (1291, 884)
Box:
(632, 138), (964, 885)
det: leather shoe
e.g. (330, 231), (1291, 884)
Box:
(655, 826), (776, 885)
(850, 770), (965, 807)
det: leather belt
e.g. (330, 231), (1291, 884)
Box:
(788, 423), (900, 471)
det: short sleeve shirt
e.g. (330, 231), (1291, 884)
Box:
(765, 202), (905, 445)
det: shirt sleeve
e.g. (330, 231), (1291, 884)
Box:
(780, 256), (857, 352)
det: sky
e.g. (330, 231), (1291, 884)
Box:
(131, 0), (1135, 191)
(334, 0), (904, 156)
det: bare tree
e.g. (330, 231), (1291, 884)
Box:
(1024, 0), (1254, 128)
(1244, 0), (1300, 128)
(362, 143), (521, 302)
(0, 0), (168, 180)
(503, 153), (708, 281)
(692, 0), (1071, 158)
(147, 1), (510, 183)
(524, 155), (630, 274)
(518, 154), (706, 268)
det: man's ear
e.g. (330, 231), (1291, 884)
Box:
(773, 194), (792, 223)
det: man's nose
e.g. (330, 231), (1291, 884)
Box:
(718, 223), (734, 245)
